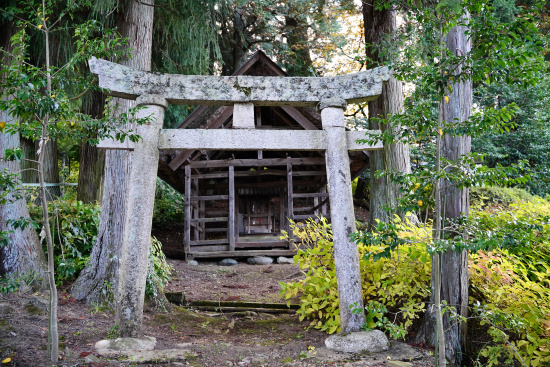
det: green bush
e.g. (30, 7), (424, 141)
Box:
(29, 200), (100, 284)
(280, 217), (431, 335)
(146, 236), (173, 301)
(153, 178), (185, 228)
(469, 199), (550, 366)
(29, 198), (174, 298)
(470, 186), (536, 208)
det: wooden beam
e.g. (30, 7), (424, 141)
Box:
(235, 241), (288, 248)
(89, 57), (390, 106)
(188, 157), (326, 169)
(191, 217), (228, 223)
(190, 239), (230, 246)
(190, 195), (229, 201)
(293, 192), (329, 198)
(189, 249), (297, 258)
(280, 106), (318, 130)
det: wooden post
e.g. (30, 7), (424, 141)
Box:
(321, 185), (328, 218)
(228, 166), (235, 251)
(286, 160), (294, 234)
(184, 165), (191, 257)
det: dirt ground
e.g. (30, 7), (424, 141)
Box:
(0, 258), (435, 367)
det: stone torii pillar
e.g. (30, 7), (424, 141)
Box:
(320, 98), (366, 332)
(116, 94), (168, 336)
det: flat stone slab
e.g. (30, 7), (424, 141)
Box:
(95, 336), (156, 353)
(314, 341), (425, 363)
(325, 331), (389, 353)
(95, 348), (197, 364)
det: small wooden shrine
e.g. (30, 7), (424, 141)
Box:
(157, 51), (370, 259)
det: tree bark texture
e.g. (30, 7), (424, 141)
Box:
(20, 137), (38, 184)
(0, 22), (47, 285)
(71, 0), (154, 306)
(77, 90), (106, 204)
(417, 14), (472, 367)
(363, 4), (413, 227)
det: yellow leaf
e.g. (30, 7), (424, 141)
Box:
(444, 96), (449, 103)
(418, 200), (423, 206)
(439, 129), (443, 136)
(51, 94), (56, 98)
(2, 358), (11, 363)
(0, 121), (6, 129)
(37, 24), (43, 30)
(70, 121), (75, 127)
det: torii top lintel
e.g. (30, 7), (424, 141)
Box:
(89, 57), (390, 107)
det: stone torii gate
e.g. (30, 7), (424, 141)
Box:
(90, 57), (388, 337)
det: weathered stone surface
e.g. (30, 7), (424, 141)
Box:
(26, 296), (48, 315)
(321, 100), (365, 332)
(387, 361), (413, 367)
(233, 103), (255, 129)
(325, 331), (389, 353)
(188, 260), (199, 266)
(115, 99), (167, 337)
(219, 258), (238, 266)
(89, 57), (390, 106)
(247, 256), (273, 265)
(99, 129), (383, 151)
(95, 336), (157, 352)
(277, 256), (294, 264)
(83, 354), (101, 364)
(95, 348), (197, 363)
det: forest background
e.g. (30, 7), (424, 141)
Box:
(1, 0), (549, 366)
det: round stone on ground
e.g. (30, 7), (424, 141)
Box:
(325, 330), (389, 353)
(218, 258), (238, 266)
(187, 260), (199, 266)
(247, 256), (274, 265)
(276, 256), (294, 264)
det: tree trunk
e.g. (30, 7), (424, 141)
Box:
(71, 0), (154, 306)
(41, 139), (61, 200)
(363, 3), (413, 227)
(0, 22), (47, 286)
(417, 14), (472, 367)
(20, 137), (38, 184)
(77, 90), (106, 204)
(285, 14), (315, 76)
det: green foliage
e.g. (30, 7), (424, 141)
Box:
(145, 237), (173, 303)
(470, 186), (536, 208)
(280, 217), (430, 335)
(29, 199), (100, 284)
(0, 271), (40, 293)
(153, 179), (185, 228)
(469, 199), (550, 366)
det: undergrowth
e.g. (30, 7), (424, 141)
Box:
(281, 197), (550, 367)
(279, 217), (431, 336)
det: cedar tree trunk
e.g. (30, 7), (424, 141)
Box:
(71, 0), (154, 307)
(417, 14), (472, 366)
(363, 3), (413, 227)
(0, 22), (47, 285)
